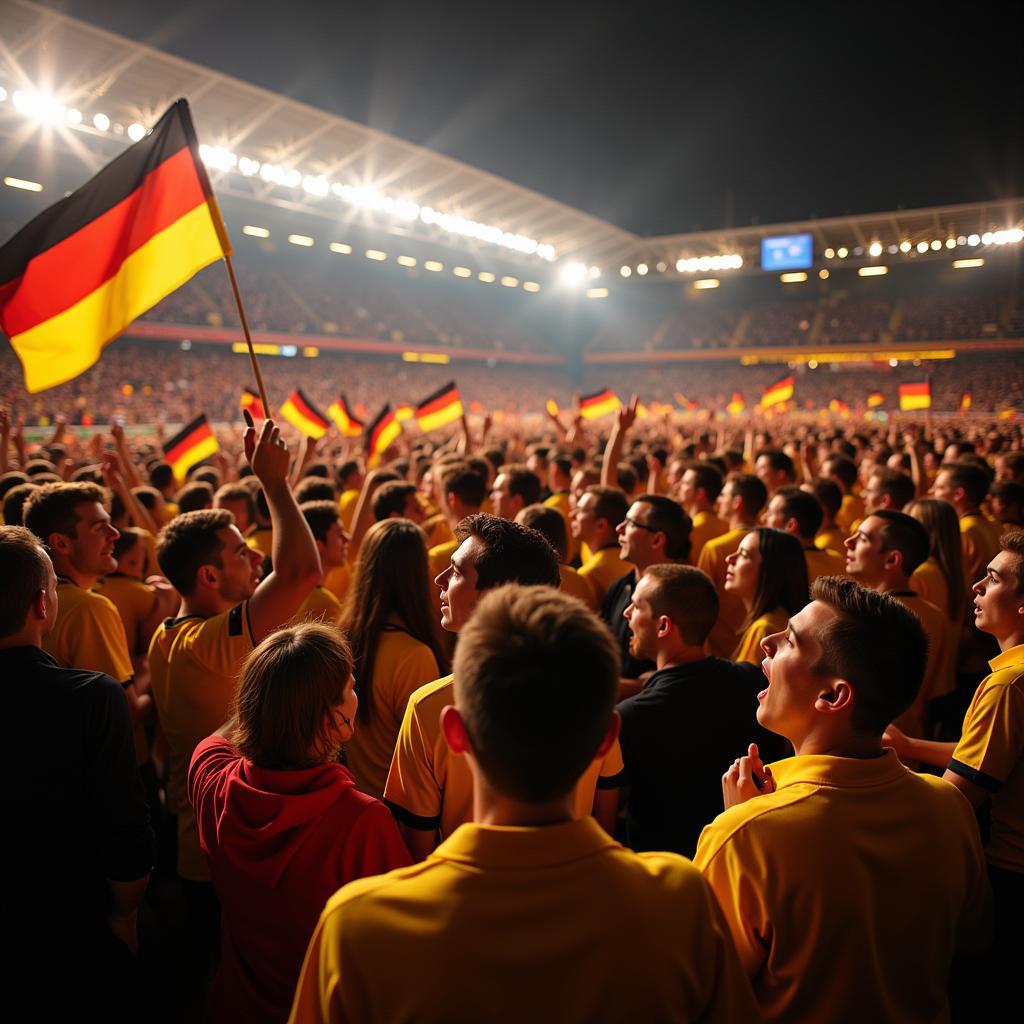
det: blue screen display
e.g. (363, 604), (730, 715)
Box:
(761, 234), (814, 271)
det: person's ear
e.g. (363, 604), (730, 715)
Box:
(594, 711), (621, 760)
(32, 588), (49, 622)
(440, 705), (472, 755)
(814, 679), (854, 715)
(655, 614), (672, 639)
(883, 548), (903, 572)
(785, 516), (800, 535)
(48, 532), (72, 558)
(197, 564), (219, 590)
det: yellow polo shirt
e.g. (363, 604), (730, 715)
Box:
(577, 545), (632, 603)
(949, 644), (1024, 872)
(322, 563), (351, 605)
(290, 817), (758, 1024)
(338, 488), (359, 530)
(559, 563), (597, 610)
(384, 675), (626, 840)
(910, 557), (955, 621)
(544, 490), (578, 563)
(94, 573), (157, 657)
(836, 492), (865, 533)
(731, 606), (789, 666)
(695, 751), (991, 1023)
(960, 513), (1003, 587)
(295, 585), (343, 626)
(344, 628), (440, 801)
(697, 526), (750, 658)
(689, 509), (728, 566)
(804, 546), (845, 584)
(149, 602), (254, 880)
(814, 525), (846, 552)
(45, 579), (133, 683)
(890, 591), (954, 732)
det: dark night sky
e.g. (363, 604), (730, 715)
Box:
(46, 0), (1024, 236)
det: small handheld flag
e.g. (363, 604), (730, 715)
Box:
(867, 392), (885, 409)
(240, 387), (266, 420)
(898, 381), (931, 412)
(579, 388), (621, 420)
(761, 375), (794, 410)
(163, 414), (218, 483)
(367, 404), (401, 467)
(726, 393), (746, 416)
(280, 388), (330, 438)
(415, 381), (464, 433)
(328, 395), (364, 436)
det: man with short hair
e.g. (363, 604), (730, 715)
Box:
(764, 486), (845, 583)
(695, 577), (990, 1023)
(698, 472), (767, 657)
(371, 480), (425, 524)
(149, 419), (321, 900)
(489, 464), (542, 521)
(293, 585), (758, 1024)
(572, 485), (631, 601)
(845, 510), (952, 732)
(822, 453), (863, 533)
(0, 526), (154, 1015)
(754, 448), (795, 496)
(932, 460), (1003, 585)
(863, 466), (915, 515)
(295, 500), (349, 624)
(603, 494), (691, 685)
(678, 462), (728, 564)
(516, 503), (597, 609)
(803, 475), (845, 552)
(618, 564), (782, 856)
(427, 463), (487, 583)
(384, 515), (625, 860)
(214, 482), (256, 535)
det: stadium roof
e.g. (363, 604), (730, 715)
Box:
(1, 0), (1022, 280)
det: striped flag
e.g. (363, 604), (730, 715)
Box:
(761, 375), (794, 410)
(240, 386), (265, 420)
(959, 391), (972, 413)
(163, 414), (218, 483)
(867, 392), (885, 408)
(579, 388), (621, 420)
(280, 388), (330, 438)
(415, 381), (464, 433)
(898, 381), (931, 411)
(829, 399), (850, 416)
(367, 404), (401, 467)
(0, 99), (229, 392)
(726, 392), (746, 416)
(328, 395), (363, 436)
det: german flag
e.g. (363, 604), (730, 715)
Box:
(829, 399), (850, 416)
(726, 393), (746, 416)
(280, 388), (330, 438)
(899, 381), (931, 411)
(367, 404), (401, 467)
(240, 387), (265, 420)
(867, 391), (885, 409)
(579, 388), (621, 420)
(395, 403), (416, 423)
(761, 375), (794, 410)
(0, 100), (229, 393)
(328, 395), (363, 437)
(415, 381), (464, 433)
(959, 391), (972, 413)
(163, 414), (218, 483)
(546, 399), (560, 417)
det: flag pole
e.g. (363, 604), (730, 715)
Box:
(222, 251), (271, 418)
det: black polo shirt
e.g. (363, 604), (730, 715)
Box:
(601, 570), (656, 679)
(617, 656), (788, 857)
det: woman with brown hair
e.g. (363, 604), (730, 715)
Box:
(188, 622), (410, 1024)
(725, 526), (810, 665)
(906, 497), (967, 627)
(340, 517), (449, 798)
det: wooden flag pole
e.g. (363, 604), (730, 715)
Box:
(223, 251), (271, 418)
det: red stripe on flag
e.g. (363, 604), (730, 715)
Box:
(164, 420), (213, 465)
(417, 389), (460, 417)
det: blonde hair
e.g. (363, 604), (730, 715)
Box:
(905, 498), (966, 621)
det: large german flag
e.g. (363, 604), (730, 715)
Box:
(415, 381), (463, 433)
(899, 381), (931, 411)
(280, 388), (330, 438)
(163, 414), (218, 483)
(366, 404), (401, 468)
(328, 394), (363, 437)
(579, 388), (621, 420)
(761, 374), (794, 410)
(240, 387), (266, 420)
(0, 100), (229, 393)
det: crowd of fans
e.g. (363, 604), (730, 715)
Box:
(2, 378), (1023, 1020)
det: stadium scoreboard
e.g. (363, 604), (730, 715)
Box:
(761, 233), (814, 271)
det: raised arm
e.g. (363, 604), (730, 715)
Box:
(600, 394), (638, 488)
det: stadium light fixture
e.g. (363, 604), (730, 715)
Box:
(329, 242), (353, 254)
(887, 244), (898, 255)
(967, 234), (980, 246)
(365, 249), (387, 261)
(523, 281), (541, 292)
(91, 111), (110, 130)
(993, 228), (1024, 245)
(238, 157), (260, 176)
(899, 241), (912, 253)
(559, 261), (588, 286)
(478, 271), (496, 283)
(586, 287), (609, 299)
(916, 241), (929, 253)
(620, 266), (632, 277)
(868, 242), (882, 257)
(824, 248), (835, 259)
(127, 122), (146, 141)
(889, 358), (899, 367)
(3, 176), (43, 192)
(930, 239), (942, 250)
(589, 266), (601, 279)
(0, 87), (6, 102)
(836, 247), (848, 258)
(694, 278), (720, 289)
(819, 269), (830, 279)
(287, 234), (314, 247)
(981, 232), (994, 244)
(200, 144), (238, 172)
(780, 272), (807, 283)
(242, 225), (270, 238)
(656, 261), (668, 273)
(501, 276), (519, 287)
(952, 258), (985, 269)
(453, 266), (472, 278)
(808, 360), (818, 369)
(302, 175), (329, 197)
(858, 266), (888, 276)
(66, 107), (82, 125)
(636, 263), (649, 276)
(945, 238), (956, 249)
(424, 260), (444, 272)
(397, 255), (417, 267)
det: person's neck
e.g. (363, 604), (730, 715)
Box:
(958, 507), (981, 520)
(52, 557), (96, 590)
(472, 775), (575, 828)
(997, 628), (1024, 653)
(730, 513), (756, 531)
(179, 590), (231, 620)
(0, 631), (44, 651)
(792, 729), (885, 759)
(876, 572), (912, 595)
(593, 534), (618, 552)
(656, 644), (707, 672)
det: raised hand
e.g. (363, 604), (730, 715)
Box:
(722, 743), (775, 809)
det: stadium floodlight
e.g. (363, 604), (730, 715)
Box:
(819, 269), (830, 279)
(780, 272), (808, 283)
(3, 176), (43, 192)
(14, 90), (66, 125)
(199, 144), (238, 172)
(501, 276), (519, 287)
(858, 266), (887, 276)
(302, 175), (329, 197)
(242, 225), (270, 238)
(589, 266), (601, 279)
(66, 107), (82, 125)
(656, 261), (667, 273)
(981, 232), (993, 245)
(365, 249), (387, 261)
(836, 247), (848, 258)
(93, 112), (110, 131)
(397, 255), (417, 267)
(287, 234), (314, 247)
(957, 236), (967, 246)
(824, 248), (835, 259)
(952, 258), (985, 269)
(0, 87), (6, 102)
(930, 239), (942, 250)
(868, 241), (882, 257)
(238, 156), (261, 176)
(453, 266), (472, 278)
(127, 122), (146, 141)
(636, 263), (649, 276)
(559, 261), (588, 286)
(889, 358), (899, 367)
(808, 360), (818, 369)
(694, 278), (719, 289)
(945, 238), (956, 249)
(586, 287), (608, 299)
(424, 260), (444, 272)
(621, 266), (632, 277)
(887, 244), (899, 255)
(899, 241), (912, 252)
(329, 242), (352, 254)
(478, 271), (496, 283)
(916, 241), (930, 253)
(523, 281), (541, 292)
(993, 228), (1024, 245)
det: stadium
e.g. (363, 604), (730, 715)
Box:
(1, 1), (1022, 1022)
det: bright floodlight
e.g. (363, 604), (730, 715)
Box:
(836, 247), (848, 258)
(586, 287), (608, 299)
(930, 239), (941, 250)
(242, 225), (270, 238)
(424, 260), (444, 272)
(329, 242), (352, 254)
(0, 87), (7, 102)
(636, 263), (649, 276)
(589, 266), (601, 279)
(916, 241), (929, 253)
(621, 266), (632, 277)
(66, 107), (82, 125)
(453, 266), (472, 278)
(824, 248), (835, 259)
(945, 238), (956, 249)
(93, 112), (110, 131)
(287, 234), (314, 247)
(127, 122), (146, 142)
(868, 241), (882, 257)
(899, 241), (911, 252)
(559, 261), (588, 286)
(819, 268), (830, 279)
(523, 281), (541, 292)
(3, 176), (43, 192)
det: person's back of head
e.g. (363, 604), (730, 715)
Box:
(175, 480), (214, 514)
(440, 464), (487, 513)
(516, 504), (567, 562)
(870, 468), (916, 511)
(0, 471), (30, 500)
(905, 497), (967, 620)
(823, 455), (857, 493)
(156, 508), (234, 595)
(803, 476), (843, 524)
(0, 525), (51, 644)
(452, 584), (619, 803)
(642, 564), (719, 648)
(724, 473), (768, 521)
(942, 460), (992, 510)
(372, 480), (418, 521)
(583, 485), (630, 536)
(294, 477), (337, 504)
(149, 461), (174, 495)
(3, 482), (39, 528)
(234, 622), (355, 770)
(454, 514), (560, 589)
(772, 486), (824, 542)
(872, 510), (931, 577)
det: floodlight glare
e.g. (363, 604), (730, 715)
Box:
(478, 271), (496, 283)
(982, 232), (993, 245)
(945, 238), (956, 249)
(242, 225), (270, 238)
(559, 261), (588, 286)
(899, 241), (912, 252)
(916, 241), (929, 253)
(837, 247), (848, 258)
(329, 242), (352, 254)
(66, 108), (82, 125)
(819, 268), (830, 279)
(397, 255), (417, 267)
(127, 122), (146, 141)
(523, 281), (541, 292)
(636, 263), (649, 276)
(868, 241), (882, 257)
(621, 266), (632, 277)
(453, 266), (472, 278)
(287, 234), (314, 247)
(824, 248), (835, 259)
(3, 176), (43, 192)
(589, 266), (601, 279)
(586, 287), (609, 299)
(424, 260), (444, 272)
(93, 112), (110, 131)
